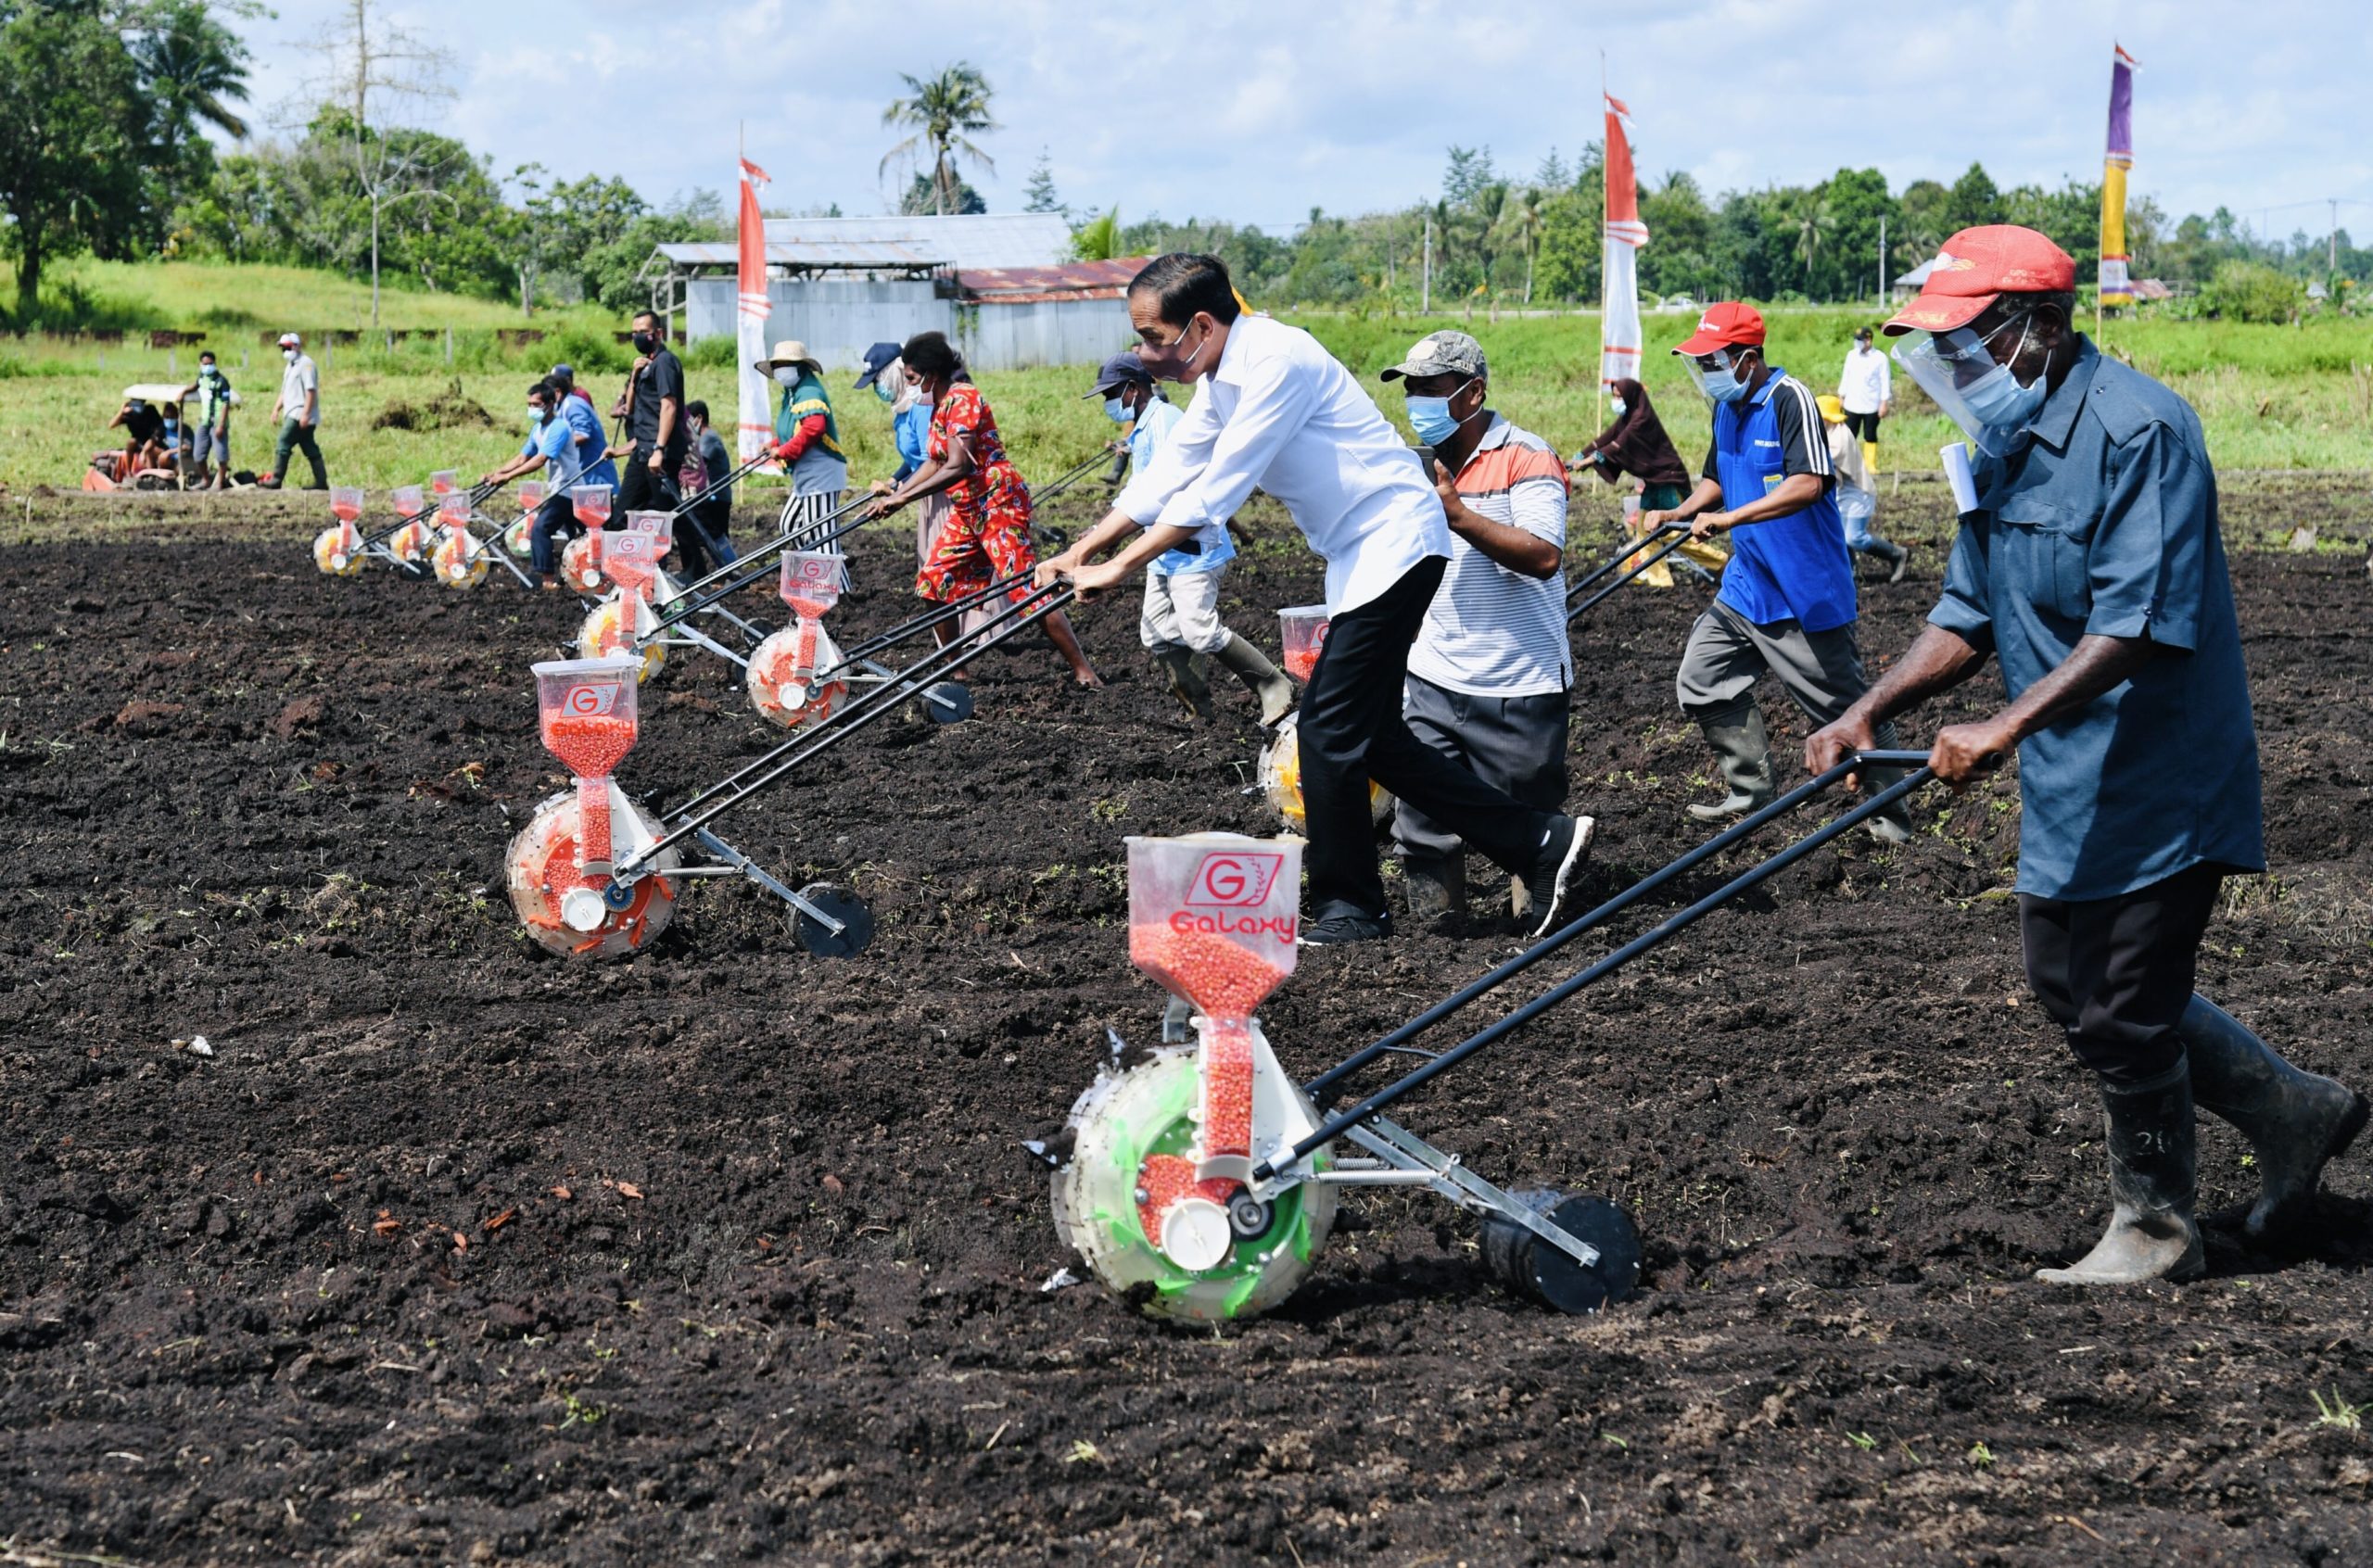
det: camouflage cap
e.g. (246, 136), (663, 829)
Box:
(1380, 329), (1487, 382)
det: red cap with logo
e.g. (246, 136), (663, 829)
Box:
(1672, 301), (1766, 357)
(1884, 224), (2076, 335)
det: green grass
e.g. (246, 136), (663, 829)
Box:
(44, 257), (615, 335)
(9, 269), (2371, 493)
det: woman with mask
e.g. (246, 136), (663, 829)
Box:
(1085, 350), (1291, 724)
(677, 399), (737, 575)
(1574, 377), (1720, 589)
(854, 341), (942, 568)
(866, 331), (1099, 686)
(753, 340), (848, 545)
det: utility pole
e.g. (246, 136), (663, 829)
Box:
(1877, 215), (1886, 310)
(2331, 197), (2340, 273)
(1422, 216), (1432, 315)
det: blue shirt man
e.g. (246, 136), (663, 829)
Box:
(1809, 224), (2358, 1290)
(555, 386), (618, 493)
(1651, 301), (1907, 837)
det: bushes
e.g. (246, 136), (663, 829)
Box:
(2201, 262), (2304, 325)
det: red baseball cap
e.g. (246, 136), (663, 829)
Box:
(1884, 224), (2077, 335)
(1672, 301), (1765, 357)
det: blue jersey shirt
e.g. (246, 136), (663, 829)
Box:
(556, 392), (618, 491)
(523, 412), (581, 491)
(1702, 367), (1858, 632)
(1930, 337), (2264, 901)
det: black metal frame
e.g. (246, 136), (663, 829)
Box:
(1253, 750), (1935, 1180)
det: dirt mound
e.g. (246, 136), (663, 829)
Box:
(371, 377), (494, 433)
(4, 479), (2373, 1563)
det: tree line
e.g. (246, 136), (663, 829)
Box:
(6, 10), (2359, 333)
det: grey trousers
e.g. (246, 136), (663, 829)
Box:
(1392, 674), (1571, 861)
(1675, 600), (1873, 729)
(1139, 567), (1233, 654)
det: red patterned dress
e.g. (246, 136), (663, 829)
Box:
(914, 381), (1036, 605)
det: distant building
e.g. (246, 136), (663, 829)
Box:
(643, 214), (1145, 373)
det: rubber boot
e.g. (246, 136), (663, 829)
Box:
(1688, 706), (1776, 823)
(2180, 995), (2368, 1245)
(1151, 647), (1214, 721)
(1860, 438), (1880, 477)
(1400, 853), (1465, 924)
(1212, 633), (1296, 727)
(1869, 538), (1910, 584)
(2036, 1056), (2205, 1285)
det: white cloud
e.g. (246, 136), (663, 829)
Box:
(228, 0), (2373, 242)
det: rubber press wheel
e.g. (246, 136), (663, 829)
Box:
(1479, 1191), (1643, 1314)
(793, 883), (873, 958)
(920, 681), (973, 724)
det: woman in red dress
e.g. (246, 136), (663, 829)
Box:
(867, 332), (1099, 684)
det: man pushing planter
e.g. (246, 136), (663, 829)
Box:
(1808, 224), (2367, 1286)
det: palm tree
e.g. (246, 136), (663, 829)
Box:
(1072, 209), (1121, 262)
(137, 0), (252, 143)
(1789, 188), (1833, 286)
(881, 64), (998, 218)
(1499, 187), (1547, 304)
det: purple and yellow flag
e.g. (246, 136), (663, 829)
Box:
(2098, 44), (2138, 309)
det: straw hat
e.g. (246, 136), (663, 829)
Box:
(754, 340), (823, 378)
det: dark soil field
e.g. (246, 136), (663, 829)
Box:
(6, 474), (2373, 1565)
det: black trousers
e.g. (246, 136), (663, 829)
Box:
(1299, 557), (1555, 922)
(614, 453), (679, 524)
(677, 494), (734, 576)
(2018, 863), (2224, 1086)
(529, 491), (581, 576)
(1842, 410), (1881, 442)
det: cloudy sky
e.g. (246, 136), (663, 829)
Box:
(232, 0), (2373, 246)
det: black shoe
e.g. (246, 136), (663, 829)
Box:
(1520, 815), (1594, 938)
(1299, 912), (1392, 947)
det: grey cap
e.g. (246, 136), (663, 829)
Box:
(1381, 329), (1487, 382)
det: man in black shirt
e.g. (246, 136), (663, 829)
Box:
(109, 398), (166, 474)
(607, 309), (686, 524)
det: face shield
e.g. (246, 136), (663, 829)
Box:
(1685, 347), (1753, 404)
(1891, 312), (2044, 456)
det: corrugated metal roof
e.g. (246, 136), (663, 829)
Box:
(956, 257), (1151, 301)
(652, 214), (1075, 276)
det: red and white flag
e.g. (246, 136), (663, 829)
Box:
(737, 158), (780, 472)
(1601, 91), (1649, 392)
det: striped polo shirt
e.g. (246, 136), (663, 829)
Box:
(1408, 414), (1571, 699)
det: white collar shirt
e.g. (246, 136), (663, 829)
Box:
(1113, 313), (1449, 613)
(1838, 345), (1890, 414)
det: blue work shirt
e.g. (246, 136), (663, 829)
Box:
(1130, 397), (1236, 576)
(892, 399), (931, 483)
(1702, 368), (1857, 632)
(523, 412), (581, 491)
(1930, 337), (2264, 901)
(556, 392), (619, 491)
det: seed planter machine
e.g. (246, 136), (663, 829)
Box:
(504, 575), (1086, 960)
(1046, 750), (1939, 1321)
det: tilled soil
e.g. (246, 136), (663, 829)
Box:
(5, 480), (2373, 1565)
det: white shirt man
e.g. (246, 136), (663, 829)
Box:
(1839, 334), (1890, 415)
(1040, 255), (1589, 945)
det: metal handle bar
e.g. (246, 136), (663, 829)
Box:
(1563, 520), (1689, 606)
(612, 582), (1078, 879)
(1258, 752), (1938, 1180)
(1566, 529), (1696, 624)
(824, 570), (1033, 669)
(1301, 749), (1932, 1106)
(658, 492), (876, 610)
(361, 478), (500, 546)
(1027, 449), (1113, 505)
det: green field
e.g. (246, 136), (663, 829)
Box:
(8, 269), (2369, 497)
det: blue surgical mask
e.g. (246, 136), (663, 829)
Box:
(1104, 397), (1132, 424)
(1697, 359), (1750, 403)
(1406, 395), (1460, 448)
(874, 382), (895, 404)
(1959, 360), (2048, 431)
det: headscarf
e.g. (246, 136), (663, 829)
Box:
(1583, 378), (1692, 488)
